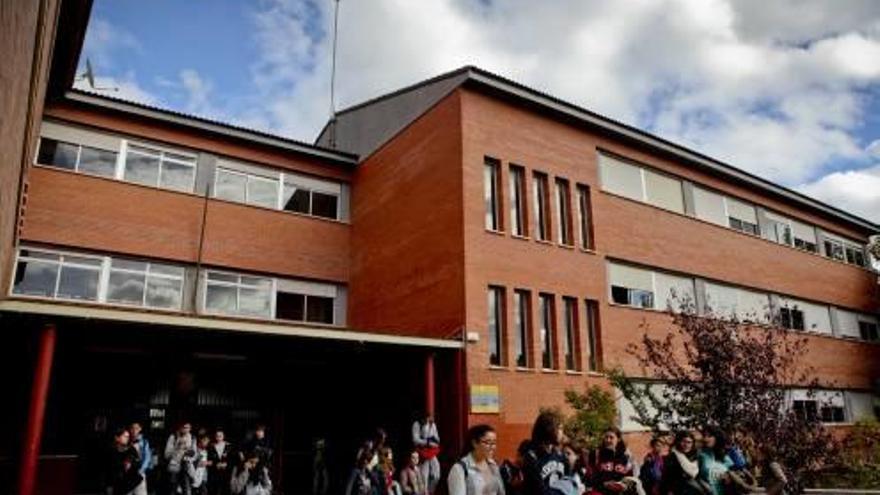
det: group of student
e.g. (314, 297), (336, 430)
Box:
(106, 421), (274, 495)
(445, 413), (788, 495)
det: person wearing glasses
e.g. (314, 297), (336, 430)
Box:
(447, 425), (505, 495)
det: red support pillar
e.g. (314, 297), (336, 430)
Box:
(18, 323), (56, 495)
(425, 352), (435, 418)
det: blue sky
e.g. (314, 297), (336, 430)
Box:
(77, 0), (880, 222)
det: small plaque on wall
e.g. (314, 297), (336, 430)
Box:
(470, 385), (500, 414)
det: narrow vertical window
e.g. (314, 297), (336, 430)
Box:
(484, 158), (501, 231)
(488, 286), (505, 366)
(563, 297), (578, 371)
(509, 165), (527, 236)
(556, 178), (572, 245)
(577, 184), (594, 250)
(585, 299), (600, 371)
(533, 172), (550, 241)
(513, 289), (531, 367)
(539, 293), (555, 369)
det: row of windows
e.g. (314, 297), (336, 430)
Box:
(11, 247), (342, 325)
(484, 158), (594, 250)
(487, 286), (600, 372)
(599, 152), (871, 268)
(607, 261), (879, 342)
(36, 122), (346, 222)
(618, 385), (878, 431)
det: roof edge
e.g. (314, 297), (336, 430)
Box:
(63, 90), (360, 165)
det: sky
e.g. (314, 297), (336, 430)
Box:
(75, 0), (880, 224)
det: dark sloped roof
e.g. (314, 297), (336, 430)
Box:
(323, 65), (878, 232)
(64, 89), (359, 165)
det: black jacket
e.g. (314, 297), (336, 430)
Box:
(522, 446), (569, 495)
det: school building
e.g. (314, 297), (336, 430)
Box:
(3, 1), (879, 494)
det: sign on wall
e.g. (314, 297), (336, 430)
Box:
(470, 385), (500, 414)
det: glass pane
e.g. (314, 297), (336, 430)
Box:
(107, 271), (146, 305)
(146, 276), (183, 309)
(599, 154), (643, 201)
(13, 259), (59, 297)
(644, 169), (684, 213)
(165, 152), (194, 163)
(239, 287), (271, 317)
(125, 150), (161, 187)
(207, 272), (238, 283)
(283, 185), (311, 214)
(78, 146), (118, 177)
(240, 276), (270, 287)
(312, 192), (339, 219)
(160, 160), (195, 192)
(149, 263), (184, 278)
(206, 283), (237, 313)
(62, 255), (102, 267)
(19, 250), (60, 261)
(37, 139), (78, 170)
(247, 177), (279, 209)
(111, 258), (148, 272)
(306, 296), (335, 324)
(276, 292), (305, 321)
(57, 265), (100, 301)
(215, 170), (247, 203)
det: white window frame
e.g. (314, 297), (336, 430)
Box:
(122, 140), (198, 192)
(106, 259), (185, 310)
(274, 289), (337, 325)
(556, 178), (572, 245)
(35, 136), (119, 178)
(202, 270), (276, 319)
(282, 176), (340, 220)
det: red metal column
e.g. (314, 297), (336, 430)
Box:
(425, 352), (435, 418)
(17, 323), (57, 495)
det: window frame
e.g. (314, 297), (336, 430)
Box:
(562, 296), (579, 371)
(513, 289), (532, 368)
(509, 165), (528, 237)
(484, 158), (502, 232)
(576, 184), (594, 250)
(487, 286), (506, 366)
(585, 299), (601, 372)
(123, 141), (198, 193)
(539, 293), (556, 370)
(35, 137), (119, 179)
(203, 270), (276, 319)
(533, 172), (551, 241)
(555, 178), (573, 245)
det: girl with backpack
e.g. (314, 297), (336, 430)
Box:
(447, 425), (505, 495)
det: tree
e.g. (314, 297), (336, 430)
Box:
(562, 385), (617, 450)
(608, 304), (837, 494)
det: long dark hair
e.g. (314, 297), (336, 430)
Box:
(703, 426), (728, 461)
(599, 427), (627, 458)
(530, 411), (562, 448)
(464, 424), (495, 455)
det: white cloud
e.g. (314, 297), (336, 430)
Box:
(73, 71), (159, 106)
(798, 164), (880, 222)
(179, 69), (213, 116)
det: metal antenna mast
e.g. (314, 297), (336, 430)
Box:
(328, 0), (341, 148)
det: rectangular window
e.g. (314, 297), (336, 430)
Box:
(282, 180), (340, 220)
(539, 293), (556, 369)
(205, 272), (273, 318)
(585, 300), (600, 372)
(484, 158), (502, 231)
(576, 185), (594, 250)
(644, 169), (684, 213)
(487, 286), (505, 366)
(555, 179), (573, 245)
(793, 391), (846, 424)
(726, 198), (759, 235)
(599, 153), (643, 201)
(533, 172), (551, 241)
(37, 138), (118, 178)
(513, 290), (531, 368)
(654, 272), (696, 312)
(693, 187), (727, 227)
(13, 249), (101, 301)
(704, 283), (770, 323)
(509, 166), (527, 237)
(107, 259), (184, 310)
(125, 144), (196, 192)
(275, 292), (335, 324)
(780, 306), (805, 330)
(215, 168), (280, 209)
(563, 297), (578, 371)
(860, 321), (880, 342)
(791, 220), (817, 253)
(763, 212), (793, 246)
(822, 233), (866, 267)
(608, 263), (654, 309)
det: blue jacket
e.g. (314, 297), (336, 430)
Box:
(133, 435), (153, 475)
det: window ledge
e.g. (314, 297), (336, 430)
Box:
(586, 371), (606, 377)
(485, 229), (506, 237)
(511, 234), (531, 241)
(488, 365), (508, 371)
(557, 243), (576, 250)
(541, 368), (560, 374)
(580, 248), (598, 255)
(515, 367), (535, 373)
(534, 239), (554, 246)
(564, 370), (584, 376)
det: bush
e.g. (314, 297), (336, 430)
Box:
(560, 385), (617, 450)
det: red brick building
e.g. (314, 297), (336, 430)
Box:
(3, 2), (879, 494)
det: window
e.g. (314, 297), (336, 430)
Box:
(539, 293), (556, 369)
(585, 300), (600, 371)
(13, 249), (101, 301)
(778, 298), (832, 334)
(792, 391), (846, 424)
(215, 168), (280, 209)
(654, 272), (696, 312)
(704, 283), (770, 322)
(563, 297), (578, 371)
(509, 166), (527, 236)
(822, 233), (866, 267)
(555, 179), (573, 245)
(860, 320), (879, 342)
(283, 177), (340, 220)
(763, 212), (793, 246)
(487, 286), (505, 366)
(533, 172), (551, 241)
(792, 400), (819, 422)
(576, 185), (594, 250)
(107, 259), (184, 309)
(484, 158), (502, 231)
(644, 169), (684, 213)
(513, 290), (531, 367)
(726, 198), (758, 235)
(791, 220), (817, 253)
(125, 145), (196, 192)
(205, 272), (273, 318)
(779, 306), (805, 331)
(693, 187), (727, 227)
(608, 263), (654, 309)
(599, 153), (643, 201)
(37, 138), (118, 178)
(275, 292), (335, 324)
(847, 392), (880, 422)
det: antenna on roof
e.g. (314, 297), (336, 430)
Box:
(328, 0), (341, 149)
(76, 58), (119, 92)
